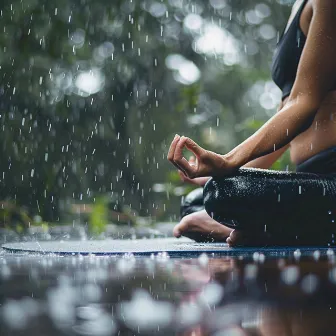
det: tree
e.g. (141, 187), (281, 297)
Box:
(0, 0), (291, 223)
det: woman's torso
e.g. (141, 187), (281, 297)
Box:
(275, 0), (336, 164)
(289, 91), (336, 164)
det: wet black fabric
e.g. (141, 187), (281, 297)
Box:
(181, 147), (336, 245)
(296, 146), (336, 174)
(271, 0), (308, 100)
(180, 188), (204, 219)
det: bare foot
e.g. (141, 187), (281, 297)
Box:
(226, 230), (275, 247)
(226, 230), (253, 247)
(226, 229), (316, 247)
(173, 210), (233, 243)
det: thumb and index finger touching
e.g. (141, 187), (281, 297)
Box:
(167, 135), (204, 177)
(176, 136), (204, 158)
(167, 135), (187, 174)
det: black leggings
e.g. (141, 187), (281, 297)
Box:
(181, 147), (336, 245)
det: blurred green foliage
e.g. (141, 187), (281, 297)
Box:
(0, 201), (32, 232)
(0, 0), (291, 224)
(89, 196), (108, 235)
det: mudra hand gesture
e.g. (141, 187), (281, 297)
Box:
(167, 134), (235, 178)
(177, 156), (210, 186)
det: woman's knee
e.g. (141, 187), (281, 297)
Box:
(203, 176), (251, 228)
(180, 188), (204, 218)
(203, 177), (232, 210)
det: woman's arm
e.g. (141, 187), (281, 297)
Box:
(243, 144), (289, 169)
(225, 0), (336, 169)
(181, 101), (287, 183)
(177, 102), (288, 183)
(179, 144), (289, 185)
(168, 0), (336, 178)
(169, 99), (289, 175)
(243, 101), (289, 169)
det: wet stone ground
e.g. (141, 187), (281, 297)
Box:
(2, 229), (336, 335)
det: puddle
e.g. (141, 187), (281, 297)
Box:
(1, 246), (336, 335)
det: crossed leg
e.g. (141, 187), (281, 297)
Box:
(173, 210), (273, 246)
(175, 168), (336, 247)
(173, 210), (232, 243)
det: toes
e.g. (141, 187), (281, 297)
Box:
(173, 226), (181, 238)
(173, 223), (182, 238)
(173, 211), (231, 243)
(229, 230), (241, 243)
(227, 230), (245, 247)
(227, 230), (272, 247)
(173, 214), (213, 243)
(173, 216), (191, 238)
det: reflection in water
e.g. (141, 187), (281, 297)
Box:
(1, 252), (336, 335)
(202, 257), (336, 336)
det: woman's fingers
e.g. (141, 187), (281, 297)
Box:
(173, 136), (198, 177)
(168, 135), (228, 178)
(178, 170), (196, 184)
(184, 137), (204, 157)
(167, 134), (180, 162)
(176, 157), (195, 176)
(167, 134), (186, 172)
(168, 135), (205, 178)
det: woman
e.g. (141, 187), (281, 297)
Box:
(168, 0), (336, 246)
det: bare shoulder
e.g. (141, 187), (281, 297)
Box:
(312, 0), (336, 11)
(301, 0), (336, 34)
(309, 0), (336, 34)
(291, 0), (336, 103)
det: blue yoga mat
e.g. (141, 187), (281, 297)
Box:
(2, 238), (336, 257)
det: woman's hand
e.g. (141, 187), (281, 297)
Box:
(178, 156), (211, 186)
(167, 135), (236, 178)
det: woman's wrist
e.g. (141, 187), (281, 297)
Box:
(222, 148), (248, 172)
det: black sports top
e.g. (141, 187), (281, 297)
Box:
(271, 0), (308, 100)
